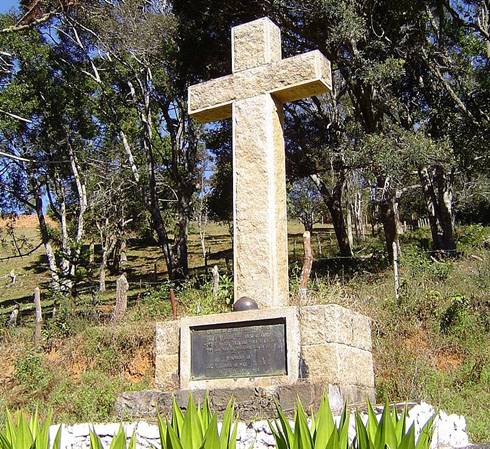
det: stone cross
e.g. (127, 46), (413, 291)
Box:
(188, 18), (331, 308)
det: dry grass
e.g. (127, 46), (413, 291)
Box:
(0, 217), (336, 316)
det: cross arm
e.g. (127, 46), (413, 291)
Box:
(188, 50), (332, 123)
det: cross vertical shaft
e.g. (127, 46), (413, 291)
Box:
(233, 93), (289, 307)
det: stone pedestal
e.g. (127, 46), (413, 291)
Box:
(154, 304), (375, 407)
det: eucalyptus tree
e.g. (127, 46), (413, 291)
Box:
(51, 0), (204, 280)
(273, 0), (489, 255)
(0, 15), (96, 292)
(83, 140), (145, 291)
(283, 88), (356, 256)
(288, 177), (325, 234)
(415, 1), (490, 251)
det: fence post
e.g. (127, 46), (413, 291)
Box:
(111, 273), (129, 322)
(34, 287), (42, 346)
(392, 241), (400, 303)
(7, 306), (18, 327)
(169, 288), (178, 320)
(299, 231), (313, 302)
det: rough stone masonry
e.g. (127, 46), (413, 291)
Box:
(152, 304), (375, 399)
(188, 17), (331, 308)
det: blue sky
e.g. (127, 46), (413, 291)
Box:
(0, 0), (19, 13)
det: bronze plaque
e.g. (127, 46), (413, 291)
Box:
(190, 318), (287, 380)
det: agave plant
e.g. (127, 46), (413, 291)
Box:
(0, 409), (61, 449)
(156, 395), (238, 449)
(353, 400), (434, 449)
(89, 427), (136, 449)
(270, 396), (434, 449)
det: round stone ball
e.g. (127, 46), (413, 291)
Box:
(233, 296), (259, 311)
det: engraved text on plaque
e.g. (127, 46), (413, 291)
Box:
(190, 318), (287, 380)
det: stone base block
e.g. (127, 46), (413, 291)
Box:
(155, 321), (180, 391)
(115, 382), (375, 421)
(149, 303), (375, 420)
(155, 304), (375, 392)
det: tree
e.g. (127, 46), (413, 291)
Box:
(53, 0), (202, 279)
(288, 177), (325, 233)
(0, 19), (95, 292)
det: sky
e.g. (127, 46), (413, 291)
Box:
(0, 0), (19, 13)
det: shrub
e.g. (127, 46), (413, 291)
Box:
(457, 224), (489, 251)
(14, 353), (52, 393)
(57, 370), (124, 423)
(400, 246), (431, 275)
(440, 294), (469, 334)
(178, 278), (231, 316)
(133, 284), (173, 320)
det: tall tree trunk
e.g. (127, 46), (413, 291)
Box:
(299, 231), (313, 301)
(136, 70), (175, 279)
(67, 139), (88, 279)
(172, 214), (189, 280)
(435, 165), (456, 252)
(419, 167), (442, 246)
(33, 287), (42, 347)
(167, 105), (199, 281)
(311, 174), (353, 257)
(353, 191), (365, 241)
(99, 249), (108, 292)
(346, 202), (354, 250)
(329, 202), (352, 256)
(379, 191), (399, 262)
(150, 200), (174, 278)
(58, 183), (72, 293)
(147, 132), (173, 276)
(112, 239), (122, 273)
(418, 166), (456, 253)
(377, 176), (403, 262)
(146, 133), (173, 276)
(33, 184), (62, 292)
(99, 234), (116, 292)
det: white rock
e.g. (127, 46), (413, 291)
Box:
(136, 421), (160, 440)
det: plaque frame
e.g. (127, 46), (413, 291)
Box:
(179, 307), (300, 390)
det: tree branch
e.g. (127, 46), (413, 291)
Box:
(0, 11), (58, 34)
(0, 241), (43, 261)
(0, 109), (32, 123)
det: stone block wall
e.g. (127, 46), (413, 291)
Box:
(298, 304), (375, 403)
(155, 321), (180, 391)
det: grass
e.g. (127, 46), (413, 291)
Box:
(0, 217), (489, 442)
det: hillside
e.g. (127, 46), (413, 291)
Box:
(0, 218), (489, 442)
